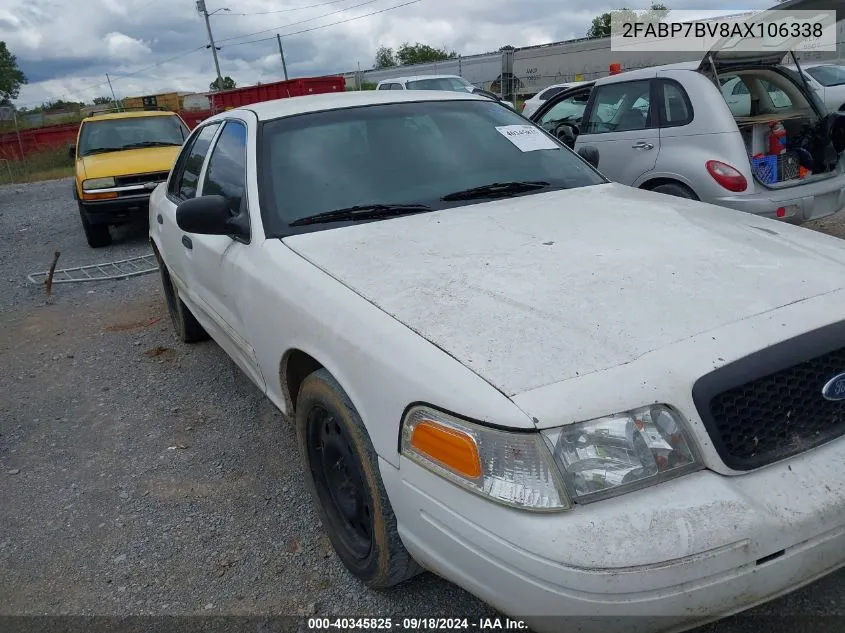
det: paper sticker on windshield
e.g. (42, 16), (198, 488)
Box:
(495, 125), (559, 152)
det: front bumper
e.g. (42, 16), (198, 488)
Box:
(711, 173), (845, 223)
(79, 193), (151, 225)
(384, 429), (845, 633)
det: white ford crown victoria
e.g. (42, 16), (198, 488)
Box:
(149, 90), (845, 632)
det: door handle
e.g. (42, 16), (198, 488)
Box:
(181, 235), (193, 250)
(632, 142), (654, 150)
(157, 214), (163, 225)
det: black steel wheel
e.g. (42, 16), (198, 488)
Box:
(295, 369), (422, 588)
(308, 404), (373, 560)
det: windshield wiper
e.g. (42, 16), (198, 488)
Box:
(122, 141), (183, 148)
(441, 181), (550, 201)
(81, 147), (123, 156)
(289, 203), (432, 227)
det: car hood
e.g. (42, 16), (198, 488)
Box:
(79, 146), (181, 179)
(282, 183), (845, 397)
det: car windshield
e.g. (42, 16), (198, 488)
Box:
(78, 115), (189, 156)
(805, 65), (845, 87)
(405, 77), (471, 91)
(259, 99), (606, 234)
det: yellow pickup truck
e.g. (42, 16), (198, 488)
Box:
(71, 110), (190, 247)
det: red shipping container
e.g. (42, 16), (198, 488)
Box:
(209, 76), (345, 111)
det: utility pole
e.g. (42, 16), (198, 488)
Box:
(197, 0), (224, 88)
(105, 74), (121, 111)
(276, 34), (289, 81)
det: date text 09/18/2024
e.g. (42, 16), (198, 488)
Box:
(307, 617), (529, 630)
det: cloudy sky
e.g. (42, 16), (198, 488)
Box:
(1, 0), (776, 107)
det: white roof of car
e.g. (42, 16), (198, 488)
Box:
(221, 89), (485, 121)
(378, 75), (466, 84)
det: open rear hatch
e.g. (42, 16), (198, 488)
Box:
(697, 0), (845, 188)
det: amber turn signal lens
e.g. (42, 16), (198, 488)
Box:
(410, 419), (482, 479)
(81, 191), (118, 200)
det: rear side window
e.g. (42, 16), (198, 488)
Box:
(168, 123), (220, 201)
(391, 83), (404, 90)
(201, 121), (248, 214)
(658, 80), (693, 128)
(377, 83), (391, 90)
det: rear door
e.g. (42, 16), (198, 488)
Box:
(573, 79), (660, 185)
(157, 121), (222, 291)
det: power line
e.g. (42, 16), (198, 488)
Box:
(215, 0), (385, 45)
(218, 0), (357, 16)
(226, 0), (423, 48)
(14, 0), (422, 106)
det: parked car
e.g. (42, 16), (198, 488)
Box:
(71, 109), (190, 247)
(150, 88), (845, 633)
(787, 62), (845, 113)
(521, 81), (586, 118)
(376, 74), (475, 92)
(529, 49), (845, 223)
(376, 74), (515, 108)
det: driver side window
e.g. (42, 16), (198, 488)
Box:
(167, 122), (220, 201)
(582, 80), (652, 134)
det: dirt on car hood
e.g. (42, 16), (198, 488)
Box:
(282, 183), (845, 397)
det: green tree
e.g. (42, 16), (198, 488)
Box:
(209, 76), (237, 91)
(395, 42), (456, 66)
(92, 96), (113, 105)
(374, 46), (396, 68)
(0, 42), (27, 105)
(588, 4), (668, 38)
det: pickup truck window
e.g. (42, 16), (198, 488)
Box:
(201, 121), (248, 214)
(259, 99), (606, 236)
(169, 122), (221, 201)
(78, 114), (188, 157)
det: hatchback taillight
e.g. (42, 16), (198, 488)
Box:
(521, 102), (526, 112)
(705, 160), (748, 192)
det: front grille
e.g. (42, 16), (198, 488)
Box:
(114, 171), (169, 187)
(693, 328), (845, 471)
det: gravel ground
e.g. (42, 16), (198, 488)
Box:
(1, 178), (844, 632)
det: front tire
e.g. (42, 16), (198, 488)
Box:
(296, 369), (422, 589)
(78, 202), (111, 248)
(157, 261), (208, 343)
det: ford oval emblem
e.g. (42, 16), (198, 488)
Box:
(822, 373), (845, 401)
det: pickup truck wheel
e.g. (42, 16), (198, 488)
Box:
(296, 369), (422, 589)
(78, 203), (112, 248)
(158, 264), (209, 343)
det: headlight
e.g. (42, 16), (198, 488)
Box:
(83, 177), (115, 190)
(541, 405), (701, 503)
(400, 406), (570, 511)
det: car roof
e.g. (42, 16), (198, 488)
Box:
(221, 89), (487, 122)
(594, 61), (700, 85)
(378, 75), (465, 84)
(537, 81), (587, 93)
(82, 110), (178, 123)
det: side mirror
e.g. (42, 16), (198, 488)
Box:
(176, 194), (248, 239)
(577, 145), (600, 169)
(68, 144), (76, 159)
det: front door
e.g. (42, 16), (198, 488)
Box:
(574, 79), (660, 185)
(188, 119), (266, 392)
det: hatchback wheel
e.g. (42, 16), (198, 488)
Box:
(296, 369), (421, 588)
(650, 182), (698, 200)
